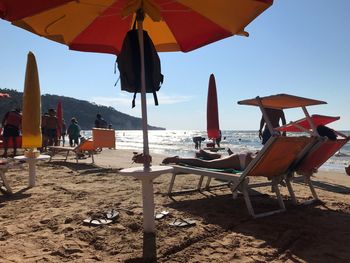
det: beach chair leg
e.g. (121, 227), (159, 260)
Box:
(197, 175), (205, 190)
(204, 176), (211, 190)
(273, 179), (286, 211)
(167, 173), (176, 196)
(64, 150), (69, 161)
(0, 171), (12, 194)
(240, 181), (255, 217)
(305, 176), (319, 202)
(285, 175), (298, 205)
(91, 152), (95, 163)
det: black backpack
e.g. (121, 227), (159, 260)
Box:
(117, 27), (163, 108)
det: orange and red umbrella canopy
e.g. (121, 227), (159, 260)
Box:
(0, 0), (273, 55)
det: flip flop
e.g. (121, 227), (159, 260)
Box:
(169, 218), (196, 227)
(83, 218), (113, 226)
(105, 209), (119, 221)
(155, 210), (169, 220)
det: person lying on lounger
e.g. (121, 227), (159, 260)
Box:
(162, 150), (256, 171)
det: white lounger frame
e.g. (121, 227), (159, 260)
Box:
(168, 164), (286, 219)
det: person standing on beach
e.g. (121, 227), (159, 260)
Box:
(94, 113), (108, 128)
(1, 108), (22, 157)
(67, 117), (81, 147)
(258, 108), (286, 145)
(46, 108), (59, 146)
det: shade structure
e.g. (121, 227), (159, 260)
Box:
(0, 0), (274, 242)
(0, 0), (273, 159)
(22, 51), (42, 149)
(276, 114), (340, 133)
(0, 0), (273, 54)
(207, 74), (220, 140)
(56, 101), (63, 138)
(238, 94), (327, 109)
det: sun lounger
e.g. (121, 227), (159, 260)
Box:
(273, 111), (350, 205)
(286, 135), (350, 205)
(48, 129), (115, 163)
(92, 128), (116, 149)
(48, 139), (95, 163)
(169, 136), (314, 218)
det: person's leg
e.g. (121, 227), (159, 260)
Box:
(12, 136), (17, 156)
(62, 134), (65, 146)
(262, 129), (271, 145)
(195, 149), (221, 160)
(163, 154), (242, 170)
(3, 137), (8, 157)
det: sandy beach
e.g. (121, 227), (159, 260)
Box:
(1, 149), (350, 263)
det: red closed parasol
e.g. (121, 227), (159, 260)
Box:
(207, 74), (220, 140)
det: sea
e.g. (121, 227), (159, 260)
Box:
(81, 130), (350, 173)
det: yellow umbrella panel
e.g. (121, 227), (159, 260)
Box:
(22, 51), (42, 149)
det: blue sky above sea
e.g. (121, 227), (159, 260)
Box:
(0, 1), (349, 131)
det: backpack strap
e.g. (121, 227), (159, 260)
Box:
(132, 92), (137, 108)
(153, 91), (159, 106)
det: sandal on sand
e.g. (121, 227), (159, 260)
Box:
(155, 210), (169, 220)
(83, 218), (113, 226)
(169, 218), (196, 227)
(105, 209), (119, 221)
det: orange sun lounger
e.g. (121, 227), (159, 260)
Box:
(169, 136), (314, 218)
(286, 135), (350, 205)
(49, 128), (116, 163)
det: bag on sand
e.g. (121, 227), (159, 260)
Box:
(117, 26), (163, 108)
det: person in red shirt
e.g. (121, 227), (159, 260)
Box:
(1, 108), (22, 157)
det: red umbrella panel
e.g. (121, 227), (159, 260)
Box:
(207, 74), (220, 140)
(56, 101), (63, 138)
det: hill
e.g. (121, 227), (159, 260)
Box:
(0, 89), (165, 130)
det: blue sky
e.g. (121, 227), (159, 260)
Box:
(0, 1), (349, 130)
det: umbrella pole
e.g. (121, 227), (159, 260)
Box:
(136, 9), (156, 238)
(135, 9), (157, 260)
(137, 10), (150, 169)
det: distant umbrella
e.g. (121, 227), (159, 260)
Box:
(207, 74), (220, 140)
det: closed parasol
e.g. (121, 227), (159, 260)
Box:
(22, 51), (42, 150)
(207, 73), (220, 141)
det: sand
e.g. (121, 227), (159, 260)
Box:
(1, 149), (350, 263)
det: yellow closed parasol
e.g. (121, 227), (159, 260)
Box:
(22, 51), (42, 150)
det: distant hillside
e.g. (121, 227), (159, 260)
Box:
(0, 89), (165, 130)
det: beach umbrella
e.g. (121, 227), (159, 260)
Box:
(0, 0), (273, 166)
(56, 101), (63, 138)
(0, 0), (273, 249)
(207, 74), (220, 141)
(22, 51), (42, 150)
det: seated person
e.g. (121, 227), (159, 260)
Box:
(162, 151), (256, 171)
